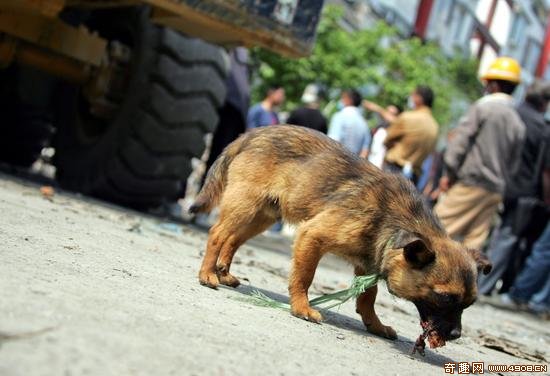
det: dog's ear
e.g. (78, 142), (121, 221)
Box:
(468, 249), (492, 275)
(394, 230), (435, 269)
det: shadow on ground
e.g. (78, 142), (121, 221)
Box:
(226, 284), (459, 368)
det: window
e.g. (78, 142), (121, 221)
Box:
(445, 0), (455, 24)
(508, 14), (527, 46)
(522, 37), (541, 73)
(425, 0), (453, 40)
(455, 5), (474, 45)
(447, 3), (473, 47)
(434, 0), (453, 22)
(530, 0), (547, 26)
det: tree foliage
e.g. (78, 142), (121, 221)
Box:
(251, 5), (482, 128)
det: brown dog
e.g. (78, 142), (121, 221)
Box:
(191, 125), (491, 343)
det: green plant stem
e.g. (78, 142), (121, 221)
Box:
(241, 274), (379, 311)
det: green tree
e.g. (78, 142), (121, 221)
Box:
(251, 5), (482, 128)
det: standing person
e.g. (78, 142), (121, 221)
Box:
(247, 85), (285, 234)
(434, 57), (526, 250)
(191, 48), (250, 226)
(383, 86), (439, 183)
(246, 86), (285, 129)
(328, 89), (370, 155)
(204, 48), (250, 179)
(363, 100), (400, 127)
(421, 128), (459, 207)
(503, 221), (550, 317)
(362, 100), (401, 166)
(478, 80), (550, 296)
(287, 84), (328, 134)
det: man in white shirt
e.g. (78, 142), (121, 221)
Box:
(328, 90), (370, 155)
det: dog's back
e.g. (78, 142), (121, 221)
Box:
(192, 125), (382, 219)
(194, 125), (440, 236)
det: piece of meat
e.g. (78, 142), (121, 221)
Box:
(427, 330), (446, 348)
(411, 321), (446, 355)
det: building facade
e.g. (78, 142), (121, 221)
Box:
(335, 0), (550, 90)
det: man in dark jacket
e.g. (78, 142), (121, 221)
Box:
(478, 80), (550, 296)
(287, 84), (328, 134)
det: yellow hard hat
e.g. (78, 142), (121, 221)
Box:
(481, 57), (521, 83)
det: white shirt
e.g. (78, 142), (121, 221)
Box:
(368, 127), (387, 168)
(328, 106), (370, 155)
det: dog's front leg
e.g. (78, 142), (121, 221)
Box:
(355, 267), (397, 339)
(289, 229), (324, 323)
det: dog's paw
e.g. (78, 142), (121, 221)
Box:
(218, 273), (240, 288)
(199, 271), (220, 289)
(367, 323), (397, 340)
(291, 306), (323, 323)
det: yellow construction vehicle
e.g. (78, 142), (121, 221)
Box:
(0, 0), (324, 207)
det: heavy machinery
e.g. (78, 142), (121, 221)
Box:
(0, 0), (324, 207)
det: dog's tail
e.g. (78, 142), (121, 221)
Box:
(189, 135), (246, 214)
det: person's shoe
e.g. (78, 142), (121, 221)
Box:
(527, 302), (550, 319)
(148, 202), (187, 223)
(194, 213), (214, 229)
(476, 294), (493, 304)
(498, 293), (527, 310)
(262, 229), (283, 239)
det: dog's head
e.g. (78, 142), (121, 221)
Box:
(382, 230), (491, 343)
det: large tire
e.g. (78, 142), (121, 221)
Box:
(0, 66), (54, 167)
(53, 7), (228, 208)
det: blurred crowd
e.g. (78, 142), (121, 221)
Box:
(201, 52), (550, 318)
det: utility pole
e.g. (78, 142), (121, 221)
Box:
(536, 13), (550, 78)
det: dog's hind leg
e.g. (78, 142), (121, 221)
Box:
(198, 222), (226, 288)
(198, 184), (275, 288)
(355, 266), (397, 339)
(216, 210), (275, 287)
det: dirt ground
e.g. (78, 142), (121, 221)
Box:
(0, 173), (548, 376)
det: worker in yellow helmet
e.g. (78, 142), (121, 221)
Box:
(433, 57), (526, 250)
(481, 56), (522, 84)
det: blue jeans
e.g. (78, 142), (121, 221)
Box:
(269, 221), (283, 233)
(509, 221), (550, 312)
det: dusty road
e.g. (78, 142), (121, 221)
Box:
(0, 173), (548, 376)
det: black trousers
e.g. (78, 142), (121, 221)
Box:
(200, 103), (246, 189)
(478, 198), (548, 295)
(383, 161), (418, 185)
